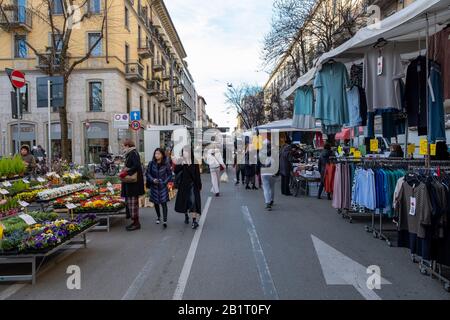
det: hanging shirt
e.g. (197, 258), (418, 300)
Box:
(346, 86), (362, 127)
(429, 27), (450, 100)
(364, 42), (404, 112)
(405, 56), (428, 136)
(314, 62), (350, 126)
(292, 86), (316, 129)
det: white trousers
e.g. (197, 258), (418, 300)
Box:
(210, 168), (221, 194)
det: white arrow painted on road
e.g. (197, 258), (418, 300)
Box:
(311, 235), (391, 300)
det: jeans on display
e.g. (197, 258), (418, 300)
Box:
(262, 175), (276, 204)
(428, 62), (446, 142)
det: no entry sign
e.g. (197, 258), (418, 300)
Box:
(10, 70), (26, 89)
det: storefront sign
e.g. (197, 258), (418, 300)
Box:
(370, 139), (379, 152)
(430, 144), (437, 156)
(419, 139), (428, 155)
(407, 144), (416, 155)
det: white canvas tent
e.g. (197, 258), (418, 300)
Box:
(256, 119), (322, 132)
(281, 0), (450, 100)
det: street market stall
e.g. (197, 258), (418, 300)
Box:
(279, 0), (450, 292)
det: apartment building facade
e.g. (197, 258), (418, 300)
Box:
(0, 0), (196, 164)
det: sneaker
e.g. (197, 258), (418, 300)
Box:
(235, 181), (239, 185)
(163, 222), (167, 229)
(252, 185), (258, 190)
(192, 221), (199, 229)
(156, 219), (161, 225)
(270, 201), (274, 206)
(245, 186), (251, 190)
(215, 193), (220, 197)
(265, 204), (272, 211)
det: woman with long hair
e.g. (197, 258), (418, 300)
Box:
(119, 138), (145, 231)
(174, 145), (202, 229)
(146, 148), (173, 228)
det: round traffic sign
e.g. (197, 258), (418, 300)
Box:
(11, 70), (25, 88)
(131, 120), (141, 131)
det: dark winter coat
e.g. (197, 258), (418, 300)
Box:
(279, 144), (292, 176)
(145, 160), (173, 205)
(120, 148), (145, 198)
(174, 164), (202, 214)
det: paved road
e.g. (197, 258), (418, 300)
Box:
(1, 171), (449, 300)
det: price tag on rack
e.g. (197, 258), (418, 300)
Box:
(430, 144), (437, 156)
(0, 189), (9, 195)
(19, 214), (37, 226)
(19, 201), (30, 208)
(2, 181), (12, 187)
(66, 203), (77, 210)
(37, 177), (46, 183)
(370, 139), (379, 152)
(22, 179), (30, 184)
(350, 147), (355, 154)
(353, 150), (362, 158)
(419, 139), (428, 155)
(0, 223), (4, 240)
(407, 144), (416, 155)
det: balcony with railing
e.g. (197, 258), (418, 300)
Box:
(153, 59), (165, 72)
(175, 85), (185, 95)
(0, 5), (32, 31)
(161, 70), (171, 81)
(138, 40), (154, 59)
(157, 90), (169, 102)
(172, 76), (180, 88)
(146, 79), (161, 96)
(125, 61), (144, 82)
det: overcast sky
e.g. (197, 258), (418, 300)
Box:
(165, 0), (273, 128)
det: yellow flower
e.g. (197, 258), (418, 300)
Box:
(46, 229), (53, 234)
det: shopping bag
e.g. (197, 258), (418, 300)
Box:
(220, 172), (228, 183)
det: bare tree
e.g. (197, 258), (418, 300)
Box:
(225, 84), (265, 130)
(261, 0), (316, 77)
(19, 0), (108, 161)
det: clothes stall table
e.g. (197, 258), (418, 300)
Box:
(291, 172), (321, 197)
(0, 223), (98, 285)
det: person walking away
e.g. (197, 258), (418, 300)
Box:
(174, 146), (202, 229)
(244, 145), (258, 190)
(317, 143), (333, 200)
(388, 144), (404, 158)
(146, 148), (173, 228)
(119, 138), (145, 231)
(261, 144), (277, 211)
(205, 148), (224, 197)
(234, 150), (245, 186)
(20, 145), (36, 177)
(280, 140), (292, 196)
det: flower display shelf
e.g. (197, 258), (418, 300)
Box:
(0, 221), (98, 285)
(69, 208), (126, 233)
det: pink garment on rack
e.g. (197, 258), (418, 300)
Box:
(332, 164), (343, 209)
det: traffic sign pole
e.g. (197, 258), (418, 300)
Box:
(16, 88), (21, 154)
(47, 80), (52, 171)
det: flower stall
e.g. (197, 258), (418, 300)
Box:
(0, 211), (98, 284)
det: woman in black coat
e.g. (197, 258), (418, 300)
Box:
(119, 138), (145, 231)
(146, 148), (173, 228)
(174, 146), (202, 229)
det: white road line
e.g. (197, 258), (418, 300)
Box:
(0, 240), (91, 300)
(241, 206), (279, 300)
(122, 236), (170, 300)
(172, 196), (212, 300)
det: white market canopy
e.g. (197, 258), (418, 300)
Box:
(255, 119), (322, 132)
(281, 0), (450, 100)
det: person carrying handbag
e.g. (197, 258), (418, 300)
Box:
(119, 138), (145, 231)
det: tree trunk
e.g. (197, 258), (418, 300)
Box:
(59, 77), (70, 161)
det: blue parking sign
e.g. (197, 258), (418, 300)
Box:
(131, 110), (141, 121)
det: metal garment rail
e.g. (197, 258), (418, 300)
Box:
(0, 223), (98, 285)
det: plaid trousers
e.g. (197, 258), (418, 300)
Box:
(125, 197), (140, 219)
